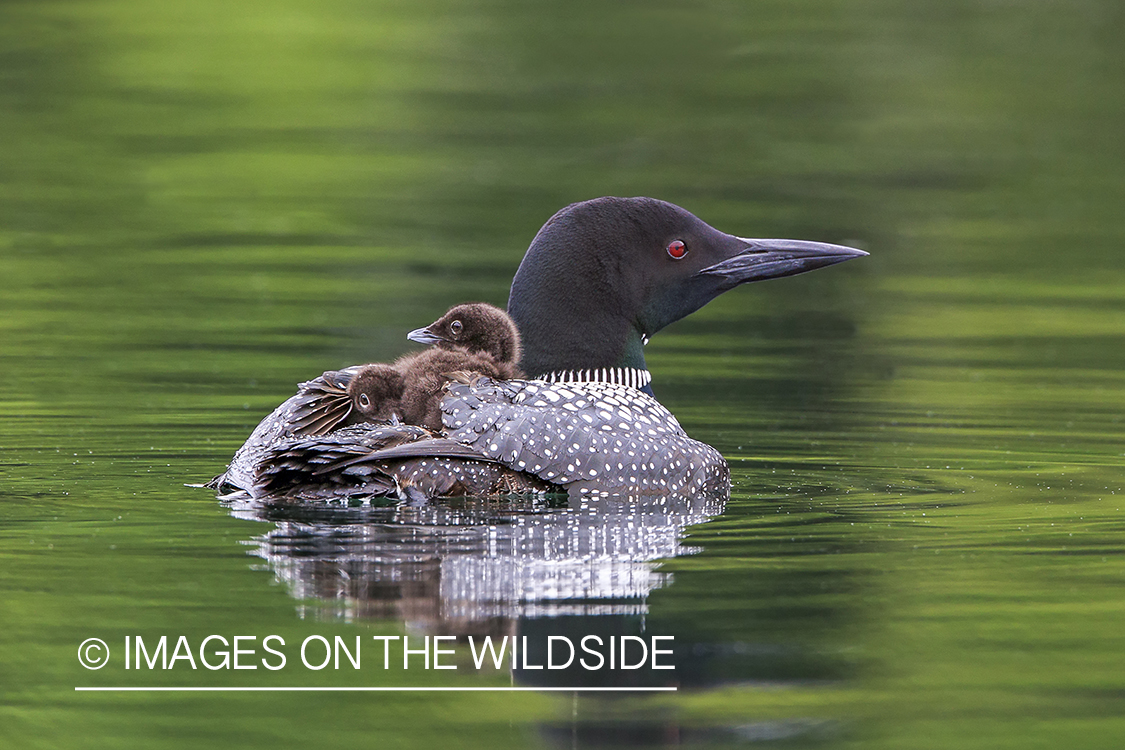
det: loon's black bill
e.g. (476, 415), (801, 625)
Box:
(696, 238), (868, 289)
(407, 327), (444, 346)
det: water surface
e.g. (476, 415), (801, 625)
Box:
(2, 1), (1123, 748)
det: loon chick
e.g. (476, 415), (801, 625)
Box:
(395, 302), (523, 429)
(287, 303), (521, 436)
(407, 302), (522, 368)
(346, 364), (406, 422)
(211, 197), (867, 500)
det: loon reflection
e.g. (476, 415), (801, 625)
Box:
(229, 491), (724, 628)
(225, 487), (851, 707)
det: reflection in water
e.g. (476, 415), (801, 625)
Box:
(228, 493), (725, 633)
(227, 484), (850, 745)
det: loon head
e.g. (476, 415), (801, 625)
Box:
(507, 196), (867, 381)
(406, 302), (522, 366)
(346, 364), (406, 421)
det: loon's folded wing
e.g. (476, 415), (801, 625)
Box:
(254, 422), (432, 497)
(254, 422), (549, 500)
(329, 437), (499, 464)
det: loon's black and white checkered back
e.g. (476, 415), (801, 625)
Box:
(218, 373), (728, 500)
(441, 378), (728, 496)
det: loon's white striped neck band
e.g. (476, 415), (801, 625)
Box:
(537, 367), (652, 390)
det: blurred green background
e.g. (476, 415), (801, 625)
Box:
(2, 0), (1123, 748)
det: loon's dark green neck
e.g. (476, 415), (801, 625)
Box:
(621, 330), (648, 371)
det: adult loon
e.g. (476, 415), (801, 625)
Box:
(210, 196), (866, 501)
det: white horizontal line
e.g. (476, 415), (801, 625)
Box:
(75, 686), (676, 692)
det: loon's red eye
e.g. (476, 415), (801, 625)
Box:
(667, 240), (687, 260)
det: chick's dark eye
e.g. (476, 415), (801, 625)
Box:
(358, 393), (371, 408)
(667, 240), (687, 260)
(450, 320), (463, 336)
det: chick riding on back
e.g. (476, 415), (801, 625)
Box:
(318, 302), (523, 433)
(394, 302), (523, 429)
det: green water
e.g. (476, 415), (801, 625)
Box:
(2, 0), (1123, 748)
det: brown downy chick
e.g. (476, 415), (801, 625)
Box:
(397, 303), (524, 430)
(345, 364), (406, 422)
(408, 302), (522, 371)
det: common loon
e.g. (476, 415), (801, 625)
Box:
(209, 196), (866, 500)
